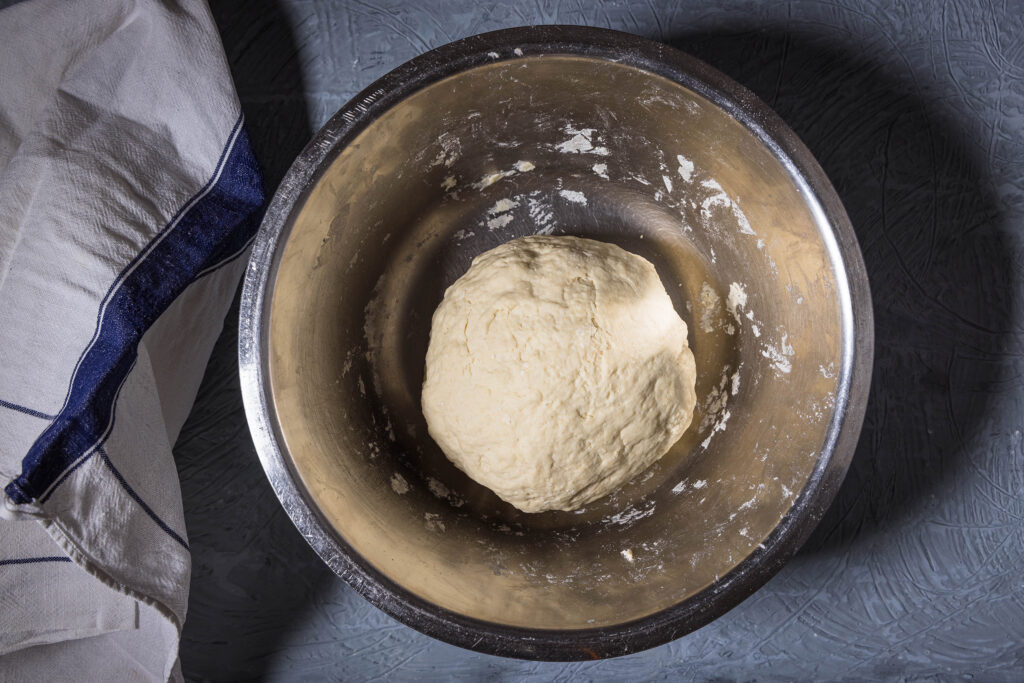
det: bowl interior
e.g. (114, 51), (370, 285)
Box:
(266, 55), (845, 629)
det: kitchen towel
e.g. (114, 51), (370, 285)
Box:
(0, 0), (263, 679)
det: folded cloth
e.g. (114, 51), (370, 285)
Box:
(0, 0), (263, 679)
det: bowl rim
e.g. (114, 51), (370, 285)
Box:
(238, 25), (875, 661)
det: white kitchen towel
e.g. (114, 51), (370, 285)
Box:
(0, 0), (263, 679)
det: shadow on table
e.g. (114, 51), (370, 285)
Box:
(665, 28), (1011, 557)
(176, 1), (336, 680)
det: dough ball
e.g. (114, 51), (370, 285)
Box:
(421, 235), (696, 513)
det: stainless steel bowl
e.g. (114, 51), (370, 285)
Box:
(239, 26), (873, 660)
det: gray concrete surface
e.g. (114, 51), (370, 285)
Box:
(175, 1), (1024, 679)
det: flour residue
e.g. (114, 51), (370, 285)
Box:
(558, 189), (587, 205)
(700, 178), (755, 236)
(762, 334), (795, 375)
(489, 198), (518, 214)
(554, 125), (610, 156)
(621, 548), (635, 562)
(677, 154), (694, 181)
(430, 133), (461, 168)
(700, 179), (729, 212)
(721, 281), (775, 351)
(475, 172), (505, 190)
(606, 500), (656, 526)
(485, 214), (512, 230)
(698, 282), (721, 334)
(473, 160), (535, 190)
(720, 282), (750, 337)
(701, 411), (730, 451)
(727, 282), (748, 318)
(341, 349), (356, 376)
(737, 486), (762, 513)
(425, 477), (465, 508)
(424, 513), (446, 533)
(390, 473), (409, 495)
(592, 163), (609, 179)
(527, 191), (556, 234)
(699, 371), (733, 449)
(427, 477), (450, 499)
(799, 395), (835, 422)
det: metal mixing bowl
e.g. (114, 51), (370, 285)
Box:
(239, 26), (873, 660)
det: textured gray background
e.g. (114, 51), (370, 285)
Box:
(175, 0), (1024, 679)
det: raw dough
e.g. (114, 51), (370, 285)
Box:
(421, 235), (697, 512)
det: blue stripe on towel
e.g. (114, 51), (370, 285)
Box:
(0, 400), (55, 421)
(5, 113), (264, 505)
(0, 557), (72, 566)
(97, 446), (189, 550)
(53, 115), (244, 418)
